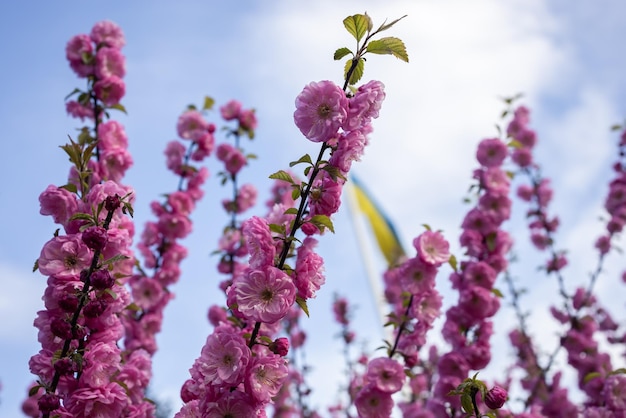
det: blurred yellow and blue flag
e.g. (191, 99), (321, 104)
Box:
(349, 175), (405, 267)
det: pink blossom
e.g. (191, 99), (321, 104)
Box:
(165, 140), (187, 174)
(235, 183), (257, 214)
(93, 76), (125, 107)
(168, 191), (195, 216)
(39, 185), (78, 227)
(81, 342), (121, 387)
(309, 171), (343, 217)
(476, 138), (508, 167)
(344, 80), (385, 131)
(354, 384), (394, 418)
(157, 213), (192, 240)
(294, 80), (348, 143)
(98, 120), (128, 151)
(399, 257), (437, 295)
(463, 261), (497, 289)
(232, 266), (296, 323)
(220, 100), (242, 120)
(365, 357), (405, 394)
(239, 109), (257, 131)
(329, 130), (366, 174)
(216, 143), (246, 175)
(38, 235), (92, 279)
(66, 34), (94, 77)
(414, 230), (450, 266)
(66, 100), (94, 120)
(65, 382), (129, 417)
(177, 110), (207, 141)
(197, 326), (250, 387)
(512, 148), (533, 167)
(101, 147), (133, 181)
(241, 216), (275, 268)
(294, 237), (325, 299)
(95, 47), (126, 79)
(90, 20), (125, 48)
(203, 390), (256, 418)
(245, 353), (289, 402)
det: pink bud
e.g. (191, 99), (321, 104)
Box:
(484, 386), (507, 409)
(269, 337), (290, 356)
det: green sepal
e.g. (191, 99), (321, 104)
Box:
(343, 14), (369, 42)
(366, 37), (409, 62)
(296, 296), (310, 317)
(334, 47), (353, 61)
(269, 170), (295, 184)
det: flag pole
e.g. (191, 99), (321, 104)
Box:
(345, 179), (388, 330)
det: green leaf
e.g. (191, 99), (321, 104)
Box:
(64, 87), (82, 101)
(366, 37), (409, 62)
(69, 212), (95, 223)
(100, 254), (130, 268)
(322, 165), (347, 182)
(203, 96), (215, 110)
(491, 288), (504, 298)
(289, 154), (313, 167)
(611, 368), (626, 375)
(291, 186), (301, 201)
(344, 57), (365, 86)
(268, 223), (286, 235)
(334, 47), (353, 61)
(32, 259), (39, 273)
(311, 214), (335, 233)
(269, 170), (295, 184)
(283, 207), (298, 215)
(343, 14), (369, 42)
(610, 124), (623, 131)
(104, 288), (118, 299)
(422, 223), (432, 231)
(28, 383), (43, 397)
(60, 183), (78, 194)
(448, 254), (458, 272)
(108, 103), (127, 114)
(460, 393), (474, 414)
(376, 15), (408, 34)
(296, 296), (310, 317)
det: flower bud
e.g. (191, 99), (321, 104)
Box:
(484, 386), (507, 409)
(104, 194), (121, 212)
(91, 269), (114, 290)
(82, 226), (108, 251)
(38, 393), (61, 414)
(83, 298), (107, 318)
(269, 337), (290, 356)
(50, 317), (73, 340)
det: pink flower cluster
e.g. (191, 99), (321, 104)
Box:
(65, 20), (126, 115)
(353, 230), (449, 417)
(124, 108), (213, 360)
(28, 182), (147, 417)
(427, 136), (513, 416)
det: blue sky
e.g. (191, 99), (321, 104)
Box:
(1, 1), (625, 416)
